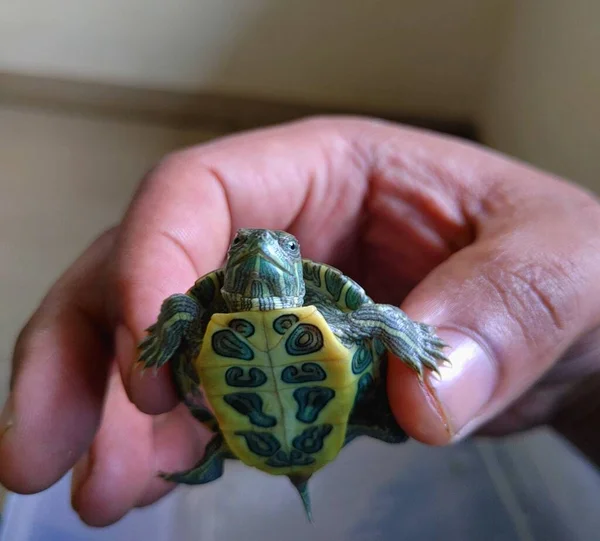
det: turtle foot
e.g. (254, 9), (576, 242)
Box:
(395, 322), (450, 379)
(347, 304), (450, 379)
(159, 434), (231, 485)
(137, 293), (200, 370)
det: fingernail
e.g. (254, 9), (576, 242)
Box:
(71, 451), (91, 502)
(427, 329), (498, 439)
(0, 395), (14, 443)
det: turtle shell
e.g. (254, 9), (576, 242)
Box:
(301, 259), (373, 312)
(195, 305), (377, 476)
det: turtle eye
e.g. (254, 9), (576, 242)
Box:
(277, 234), (299, 254)
(232, 236), (241, 246)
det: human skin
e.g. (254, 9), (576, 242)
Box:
(1, 117), (600, 526)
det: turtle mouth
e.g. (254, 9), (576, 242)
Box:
(230, 249), (292, 275)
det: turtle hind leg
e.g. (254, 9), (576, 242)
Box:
(288, 474), (314, 524)
(346, 355), (408, 446)
(344, 423), (408, 446)
(345, 388), (408, 446)
(188, 404), (219, 433)
(160, 433), (234, 485)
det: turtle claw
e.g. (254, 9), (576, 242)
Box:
(401, 325), (450, 378)
(139, 361), (162, 378)
(144, 322), (158, 334)
(432, 338), (450, 349)
(347, 304), (450, 377)
(139, 347), (171, 371)
(422, 354), (443, 373)
(137, 329), (179, 370)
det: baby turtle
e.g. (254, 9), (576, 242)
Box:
(138, 228), (448, 521)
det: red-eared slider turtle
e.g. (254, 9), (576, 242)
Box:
(138, 228), (448, 520)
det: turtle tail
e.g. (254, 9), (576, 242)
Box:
(288, 474), (314, 523)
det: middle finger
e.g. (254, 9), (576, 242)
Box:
(72, 366), (210, 526)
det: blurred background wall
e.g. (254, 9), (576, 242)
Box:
(2, 0), (597, 186)
(481, 0), (599, 191)
(0, 0), (508, 118)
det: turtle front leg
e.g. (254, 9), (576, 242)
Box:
(347, 304), (449, 378)
(138, 293), (201, 370)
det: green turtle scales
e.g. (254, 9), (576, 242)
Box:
(138, 228), (448, 520)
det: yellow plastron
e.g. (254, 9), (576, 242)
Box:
(195, 305), (364, 476)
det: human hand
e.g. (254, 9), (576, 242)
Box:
(1, 117), (600, 526)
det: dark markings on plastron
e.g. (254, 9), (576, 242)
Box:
(273, 314), (299, 335)
(281, 363), (326, 384)
(228, 319), (255, 338)
(293, 386), (335, 423)
(223, 393), (277, 428)
(351, 346), (373, 375)
(325, 268), (344, 301)
(212, 329), (254, 360)
(285, 324), (324, 356)
(225, 366), (267, 388)
(234, 431), (281, 457)
(265, 449), (316, 468)
(292, 424), (333, 454)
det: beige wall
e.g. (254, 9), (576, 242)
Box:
(0, 0), (509, 118)
(2, 1), (598, 190)
(480, 0), (600, 192)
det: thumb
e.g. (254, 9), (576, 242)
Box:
(388, 184), (600, 445)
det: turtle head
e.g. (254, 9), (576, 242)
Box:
(221, 228), (305, 311)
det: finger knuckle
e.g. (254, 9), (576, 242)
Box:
(482, 252), (578, 347)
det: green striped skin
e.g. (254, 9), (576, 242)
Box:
(172, 270), (227, 430)
(222, 229), (305, 311)
(137, 228), (449, 521)
(301, 259), (372, 312)
(347, 305), (446, 377)
(300, 261), (415, 448)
